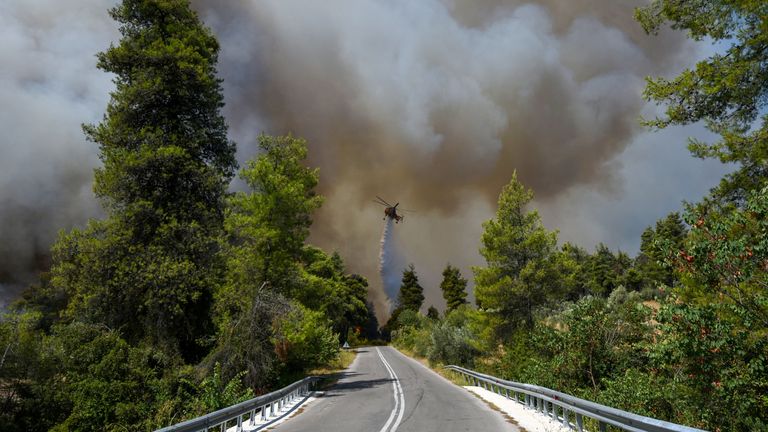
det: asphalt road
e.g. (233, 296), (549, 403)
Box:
(272, 346), (517, 432)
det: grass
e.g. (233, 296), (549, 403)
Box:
(308, 349), (358, 390)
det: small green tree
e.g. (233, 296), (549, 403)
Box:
(273, 303), (339, 370)
(586, 244), (619, 297)
(222, 134), (322, 302)
(397, 264), (425, 312)
(214, 134), (324, 385)
(473, 172), (559, 335)
(637, 212), (686, 290)
(440, 264), (468, 313)
(299, 247), (368, 343)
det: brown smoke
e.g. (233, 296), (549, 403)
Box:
(0, 1), (699, 319)
(191, 0), (694, 320)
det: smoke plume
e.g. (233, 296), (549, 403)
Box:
(0, 0), (116, 305)
(191, 0), (695, 319)
(2, 0), (726, 319)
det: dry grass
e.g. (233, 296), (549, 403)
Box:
(308, 349), (358, 390)
(310, 349), (357, 375)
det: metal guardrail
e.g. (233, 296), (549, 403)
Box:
(446, 365), (706, 432)
(155, 376), (319, 432)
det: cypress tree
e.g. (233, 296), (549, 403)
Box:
(440, 264), (468, 313)
(397, 264), (424, 312)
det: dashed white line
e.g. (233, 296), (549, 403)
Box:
(377, 347), (405, 432)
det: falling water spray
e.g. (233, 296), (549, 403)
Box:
(378, 218), (401, 311)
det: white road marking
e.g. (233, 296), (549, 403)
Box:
(377, 347), (405, 432)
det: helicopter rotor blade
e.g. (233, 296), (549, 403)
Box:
(375, 195), (392, 207)
(372, 200), (388, 206)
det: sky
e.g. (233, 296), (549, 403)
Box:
(0, 0), (731, 314)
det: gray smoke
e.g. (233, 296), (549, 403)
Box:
(1, 0), (726, 320)
(191, 0), (697, 318)
(0, 0), (116, 304)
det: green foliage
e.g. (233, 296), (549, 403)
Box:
(191, 363), (254, 414)
(222, 134), (322, 301)
(298, 247), (369, 343)
(597, 369), (675, 421)
(47, 322), (164, 432)
(518, 295), (652, 393)
(426, 320), (479, 367)
(207, 292), (288, 390)
(637, 212), (687, 290)
(426, 305), (440, 320)
(558, 243), (591, 300)
(52, 0), (236, 361)
(473, 172), (560, 335)
(10, 2), (357, 430)
(213, 134), (335, 386)
(440, 264), (468, 312)
(391, 310), (432, 357)
(674, 186), (768, 326)
(0, 312), (61, 432)
(397, 264), (425, 312)
(273, 303), (340, 370)
(650, 301), (768, 430)
(637, 0), (768, 204)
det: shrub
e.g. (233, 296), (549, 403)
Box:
(273, 303), (339, 370)
(427, 321), (479, 366)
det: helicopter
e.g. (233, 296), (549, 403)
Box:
(374, 196), (409, 223)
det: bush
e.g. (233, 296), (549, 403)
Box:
(273, 303), (339, 370)
(597, 369), (675, 420)
(427, 321), (479, 366)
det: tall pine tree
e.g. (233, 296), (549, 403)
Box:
(51, 0), (236, 361)
(473, 172), (559, 334)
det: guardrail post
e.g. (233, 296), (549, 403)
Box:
(237, 414), (243, 432)
(561, 407), (569, 428)
(599, 421), (607, 432)
(576, 413), (584, 432)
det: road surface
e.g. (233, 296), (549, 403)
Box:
(272, 346), (517, 432)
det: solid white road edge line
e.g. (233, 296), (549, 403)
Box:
(377, 347), (405, 432)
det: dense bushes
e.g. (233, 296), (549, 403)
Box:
(391, 291), (768, 431)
